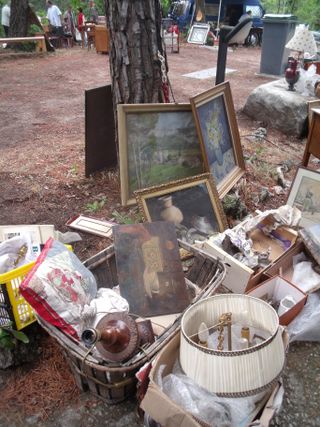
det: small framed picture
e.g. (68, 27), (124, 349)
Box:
(190, 81), (245, 198)
(287, 166), (320, 228)
(118, 103), (204, 206)
(134, 173), (227, 244)
(187, 23), (210, 45)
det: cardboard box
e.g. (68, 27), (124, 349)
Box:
(247, 275), (307, 326)
(265, 241), (317, 288)
(201, 224), (297, 294)
(141, 334), (284, 427)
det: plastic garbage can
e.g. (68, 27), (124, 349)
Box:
(260, 14), (298, 76)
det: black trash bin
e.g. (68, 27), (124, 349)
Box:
(260, 14), (298, 76)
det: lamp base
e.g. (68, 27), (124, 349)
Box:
(285, 57), (300, 92)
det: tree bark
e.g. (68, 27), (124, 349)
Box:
(105, 0), (166, 106)
(9, 0), (29, 37)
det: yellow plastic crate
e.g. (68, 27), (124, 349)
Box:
(0, 244), (73, 330)
(0, 262), (36, 330)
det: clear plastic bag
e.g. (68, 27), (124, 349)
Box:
(157, 359), (266, 427)
(288, 291), (320, 342)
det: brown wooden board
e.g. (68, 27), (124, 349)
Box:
(85, 85), (117, 177)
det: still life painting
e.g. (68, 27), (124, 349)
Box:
(118, 103), (204, 205)
(135, 174), (227, 244)
(287, 167), (320, 228)
(190, 82), (245, 197)
(113, 222), (190, 317)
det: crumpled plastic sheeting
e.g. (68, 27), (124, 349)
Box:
(82, 288), (129, 327)
(288, 291), (320, 342)
(294, 65), (320, 97)
(208, 205), (301, 270)
(291, 261), (320, 293)
(156, 360), (266, 427)
(0, 234), (35, 274)
(55, 230), (82, 244)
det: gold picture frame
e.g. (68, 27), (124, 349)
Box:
(190, 81), (245, 198)
(286, 166), (320, 229)
(118, 103), (204, 206)
(134, 173), (227, 244)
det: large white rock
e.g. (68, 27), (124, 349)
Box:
(243, 79), (315, 136)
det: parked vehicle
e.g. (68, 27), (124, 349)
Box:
(168, 0), (265, 30)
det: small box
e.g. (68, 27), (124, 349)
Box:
(202, 223), (297, 293)
(247, 275), (307, 325)
(141, 333), (284, 427)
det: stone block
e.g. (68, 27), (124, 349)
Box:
(243, 79), (316, 136)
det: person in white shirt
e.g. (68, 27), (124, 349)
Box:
(46, 0), (63, 36)
(1, 2), (10, 37)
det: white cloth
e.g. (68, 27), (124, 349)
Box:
(47, 4), (62, 27)
(1, 4), (10, 27)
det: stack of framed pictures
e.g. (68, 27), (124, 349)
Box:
(117, 81), (246, 242)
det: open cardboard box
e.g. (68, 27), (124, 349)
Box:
(201, 221), (297, 294)
(264, 240), (319, 292)
(247, 275), (307, 326)
(141, 333), (284, 427)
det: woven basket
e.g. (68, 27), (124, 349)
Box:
(36, 241), (226, 404)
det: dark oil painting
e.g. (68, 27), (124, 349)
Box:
(113, 222), (190, 317)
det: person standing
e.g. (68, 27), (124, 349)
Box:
(1, 1), (10, 37)
(63, 5), (76, 39)
(239, 10), (252, 23)
(77, 7), (85, 47)
(88, 1), (98, 24)
(46, 0), (63, 36)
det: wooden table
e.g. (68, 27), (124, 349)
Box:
(302, 108), (320, 166)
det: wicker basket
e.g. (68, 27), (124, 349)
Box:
(36, 241), (226, 404)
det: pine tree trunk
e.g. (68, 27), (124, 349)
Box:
(9, 0), (29, 37)
(105, 0), (166, 106)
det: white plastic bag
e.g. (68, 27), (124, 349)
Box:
(291, 261), (320, 293)
(75, 28), (82, 42)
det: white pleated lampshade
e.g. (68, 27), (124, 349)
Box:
(180, 294), (285, 397)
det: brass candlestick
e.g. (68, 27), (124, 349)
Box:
(217, 312), (232, 351)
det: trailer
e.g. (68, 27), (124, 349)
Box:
(168, 0), (265, 30)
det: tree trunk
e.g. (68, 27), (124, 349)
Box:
(9, 0), (29, 37)
(105, 0), (166, 106)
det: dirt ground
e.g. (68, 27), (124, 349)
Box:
(0, 43), (319, 426)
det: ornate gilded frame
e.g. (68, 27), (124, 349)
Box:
(134, 173), (227, 241)
(118, 103), (203, 206)
(190, 81), (245, 198)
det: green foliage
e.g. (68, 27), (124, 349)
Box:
(160, 0), (171, 16)
(111, 209), (142, 224)
(0, 323), (29, 350)
(260, 0), (320, 29)
(85, 197), (107, 213)
(29, 0), (105, 19)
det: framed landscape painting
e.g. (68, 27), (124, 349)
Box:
(287, 167), (320, 228)
(118, 103), (204, 206)
(190, 81), (245, 198)
(134, 173), (227, 244)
